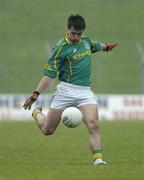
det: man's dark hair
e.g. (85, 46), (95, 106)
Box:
(67, 14), (86, 31)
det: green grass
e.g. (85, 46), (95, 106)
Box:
(0, 120), (144, 180)
(1, 0), (144, 93)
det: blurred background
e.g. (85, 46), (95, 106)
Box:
(1, 0), (144, 94)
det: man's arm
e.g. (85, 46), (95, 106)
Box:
(100, 43), (108, 50)
(100, 43), (117, 51)
(90, 40), (117, 53)
(36, 76), (53, 93)
(23, 76), (53, 110)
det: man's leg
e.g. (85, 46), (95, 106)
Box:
(32, 108), (63, 135)
(79, 104), (107, 165)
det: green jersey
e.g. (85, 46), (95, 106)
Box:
(44, 33), (102, 86)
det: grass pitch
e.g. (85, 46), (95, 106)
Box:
(0, 120), (144, 180)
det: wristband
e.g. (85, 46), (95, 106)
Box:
(104, 44), (109, 51)
(33, 91), (40, 96)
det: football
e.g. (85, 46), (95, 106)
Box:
(61, 107), (82, 128)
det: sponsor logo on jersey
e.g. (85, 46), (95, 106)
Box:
(73, 50), (91, 61)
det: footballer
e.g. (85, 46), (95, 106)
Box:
(23, 14), (117, 165)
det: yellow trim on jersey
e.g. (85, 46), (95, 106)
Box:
(54, 42), (67, 71)
(65, 32), (72, 44)
(44, 63), (57, 72)
(67, 57), (72, 82)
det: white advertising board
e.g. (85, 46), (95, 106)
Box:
(96, 95), (144, 120)
(0, 94), (144, 120)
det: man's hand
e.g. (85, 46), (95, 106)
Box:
(104, 43), (117, 52)
(23, 91), (40, 110)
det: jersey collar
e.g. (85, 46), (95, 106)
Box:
(65, 32), (81, 44)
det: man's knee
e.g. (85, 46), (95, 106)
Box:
(41, 127), (55, 135)
(87, 119), (100, 132)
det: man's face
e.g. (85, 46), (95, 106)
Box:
(68, 27), (83, 43)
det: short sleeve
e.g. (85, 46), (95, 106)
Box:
(44, 44), (65, 78)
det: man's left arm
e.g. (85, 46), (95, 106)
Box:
(90, 40), (117, 53)
(100, 43), (117, 52)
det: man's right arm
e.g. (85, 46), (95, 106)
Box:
(23, 39), (65, 110)
(36, 75), (53, 94)
(23, 75), (53, 110)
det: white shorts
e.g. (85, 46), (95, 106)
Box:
(50, 82), (97, 109)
